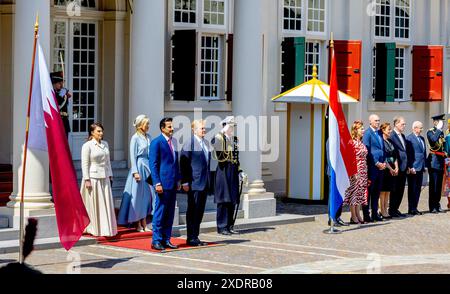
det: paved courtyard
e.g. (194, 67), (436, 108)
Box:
(1, 191), (449, 274)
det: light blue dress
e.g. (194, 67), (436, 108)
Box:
(117, 133), (155, 225)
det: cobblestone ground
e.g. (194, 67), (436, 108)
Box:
(1, 188), (449, 274)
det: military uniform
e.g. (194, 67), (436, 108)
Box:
(426, 114), (446, 213)
(51, 72), (71, 138)
(211, 126), (241, 235)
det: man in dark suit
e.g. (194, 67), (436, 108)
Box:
(406, 121), (427, 215)
(180, 120), (211, 246)
(426, 114), (447, 214)
(363, 114), (386, 222)
(51, 71), (72, 138)
(211, 117), (241, 235)
(389, 117), (408, 218)
(150, 118), (182, 251)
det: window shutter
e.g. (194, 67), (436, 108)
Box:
(226, 34), (233, 101)
(281, 37), (305, 92)
(375, 43), (396, 102)
(412, 46), (444, 102)
(172, 30), (196, 101)
(330, 40), (362, 100)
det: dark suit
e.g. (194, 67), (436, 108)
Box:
(55, 88), (71, 138)
(426, 128), (445, 211)
(363, 127), (385, 219)
(389, 131), (409, 214)
(150, 134), (181, 245)
(180, 136), (211, 242)
(406, 133), (427, 212)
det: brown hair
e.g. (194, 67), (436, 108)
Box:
(350, 120), (364, 140)
(88, 122), (104, 141)
(380, 122), (391, 133)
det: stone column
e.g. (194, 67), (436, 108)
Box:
(232, 0), (276, 219)
(129, 0), (166, 138)
(7, 0), (53, 211)
(103, 11), (127, 161)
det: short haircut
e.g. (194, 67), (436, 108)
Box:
(393, 116), (405, 126)
(160, 117), (173, 131)
(191, 120), (206, 131)
(412, 121), (423, 130)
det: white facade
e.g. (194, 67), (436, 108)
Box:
(0, 0), (450, 204)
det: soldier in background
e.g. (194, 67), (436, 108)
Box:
(51, 71), (72, 138)
(211, 117), (241, 236)
(426, 114), (447, 214)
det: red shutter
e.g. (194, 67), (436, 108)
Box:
(412, 46), (444, 102)
(329, 40), (362, 100)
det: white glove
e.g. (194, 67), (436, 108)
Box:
(437, 121), (444, 130)
(239, 172), (249, 187)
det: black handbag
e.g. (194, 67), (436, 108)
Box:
(145, 175), (153, 186)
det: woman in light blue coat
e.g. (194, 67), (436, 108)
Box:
(118, 115), (155, 231)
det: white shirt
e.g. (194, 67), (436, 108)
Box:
(194, 135), (209, 158)
(395, 129), (406, 149)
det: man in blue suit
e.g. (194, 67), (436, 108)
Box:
(389, 117), (408, 218)
(363, 114), (386, 222)
(180, 120), (211, 247)
(406, 121), (427, 215)
(150, 118), (181, 251)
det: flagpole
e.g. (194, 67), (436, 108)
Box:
(19, 14), (40, 264)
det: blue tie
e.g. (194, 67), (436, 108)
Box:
(201, 140), (208, 160)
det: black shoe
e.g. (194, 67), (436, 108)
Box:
(396, 210), (407, 217)
(363, 216), (373, 223)
(336, 218), (349, 227)
(349, 219), (360, 225)
(328, 220), (341, 227)
(218, 230), (232, 236)
(196, 239), (208, 246)
(389, 211), (400, 218)
(437, 207), (446, 213)
(151, 242), (165, 251)
(228, 228), (240, 235)
(186, 239), (200, 247)
(164, 242), (179, 250)
(430, 209), (439, 214)
(372, 214), (383, 222)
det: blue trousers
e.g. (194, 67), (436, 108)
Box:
(152, 189), (177, 244)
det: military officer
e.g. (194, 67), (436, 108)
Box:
(211, 117), (241, 236)
(51, 71), (72, 138)
(426, 114), (447, 213)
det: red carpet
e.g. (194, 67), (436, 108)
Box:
(87, 227), (225, 253)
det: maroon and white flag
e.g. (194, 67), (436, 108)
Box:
(28, 41), (90, 251)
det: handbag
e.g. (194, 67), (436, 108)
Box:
(145, 175), (153, 186)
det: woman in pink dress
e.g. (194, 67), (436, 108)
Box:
(344, 121), (369, 224)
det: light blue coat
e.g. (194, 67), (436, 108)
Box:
(117, 133), (155, 225)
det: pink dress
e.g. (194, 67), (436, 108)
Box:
(344, 139), (369, 206)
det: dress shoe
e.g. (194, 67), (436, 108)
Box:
(336, 218), (349, 227)
(218, 230), (232, 236)
(228, 228), (240, 235)
(396, 211), (407, 217)
(372, 214), (383, 222)
(430, 209), (439, 214)
(164, 242), (179, 250)
(349, 219), (360, 225)
(437, 207), (446, 213)
(363, 216), (373, 223)
(328, 220), (341, 227)
(151, 242), (165, 251)
(186, 239), (200, 247)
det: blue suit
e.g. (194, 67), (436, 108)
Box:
(389, 131), (409, 214)
(363, 127), (385, 219)
(180, 136), (211, 242)
(149, 134), (181, 245)
(406, 133), (427, 212)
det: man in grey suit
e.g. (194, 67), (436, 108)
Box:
(406, 121), (427, 215)
(180, 120), (211, 246)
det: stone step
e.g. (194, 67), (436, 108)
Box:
(0, 211), (60, 242)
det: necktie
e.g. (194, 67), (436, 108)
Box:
(417, 136), (424, 150)
(168, 138), (175, 159)
(201, 140), (208, 160)
(398, 133), (406, 149)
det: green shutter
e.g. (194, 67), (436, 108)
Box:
(375, 43), (396, 102)
(294, 37), (306, 85)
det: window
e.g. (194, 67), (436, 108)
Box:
(395, 0), (410, 39)
(307, 0), (325, 33)
(54, 0), (96, 8)
(200, 36), (222, 99)
(395, 47), (405, 100)
(282, 0), (325, 34)
(174, 0), (197, 24)
(372, 47), (377, 97)
(283, 0), (302, 31)
(52, 21), (67, 73)
(305, 41), (320, 81)
(374, 0), (411, 39)
(203, 0), (225, 26)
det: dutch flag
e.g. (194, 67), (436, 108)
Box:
(328, 42), (358, 221)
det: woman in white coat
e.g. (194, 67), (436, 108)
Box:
(80, 123), (118, 237)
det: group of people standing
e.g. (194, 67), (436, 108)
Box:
(336, 114), (450, 226)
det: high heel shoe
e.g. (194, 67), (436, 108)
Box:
(349, 218), (360, 225)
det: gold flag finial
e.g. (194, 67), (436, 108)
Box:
(330, 32), (334, 48)
(34, 13), (39, 32)
(312, 64), (318, 79)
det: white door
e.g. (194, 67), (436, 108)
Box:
(52, 20), (98, 160)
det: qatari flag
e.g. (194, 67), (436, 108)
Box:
(28, 42), (90, 251)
